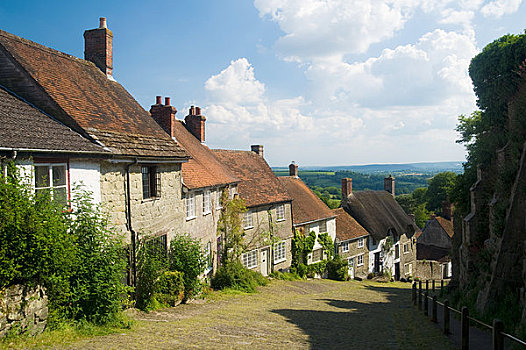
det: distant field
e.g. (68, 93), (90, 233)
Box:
(274, 170), (335, 176)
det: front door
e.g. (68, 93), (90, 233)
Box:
(394, 262), (400, 281)
(348, 258), (355, 279)
(260, 249), (268, 276)
(374, 252), (380, 273)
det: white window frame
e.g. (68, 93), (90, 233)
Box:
(203, 242), (212, 273)
(186, 192), (196, 220)
(242, 249), (258, 269)
(274, 241), (286, 264)
(243, 210), (253, 229)
(403, 242), (410, 254)
(203, 190), (211, 215)
(341, 241), (349, 253)
(357, 237), (364, 248)
(404, 263), (413, 275)
(357, 254), (364, 266)
(229, 186), (237, 199)
(276, 204), (285, 222)
(34, 163), (69, 205)
(215, 189), (223, 210)
(319, 220), (327, 233)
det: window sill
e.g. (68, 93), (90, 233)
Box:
(357, 263), (364, 267)
(141, 197), (160, 203)
(244, 226), (254, 230)
(342, 250), (349, 253)
(276, 218), (286, 222)
(273, 258), (286, 264)
(186, 216), (197, 221)
(203, 211), (211, 216)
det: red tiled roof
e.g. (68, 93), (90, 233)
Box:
(332, 208), (369, 241)
(435, 216), (454, 238)
(212, 149), (291, 207)
(0, 29), (188, 159)
(171, 121), (238, 189)
(278, 176), (334, 225)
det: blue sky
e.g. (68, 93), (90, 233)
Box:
(1, 1), (525, 166)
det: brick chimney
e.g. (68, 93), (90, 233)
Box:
(341, 178), (352, 199)
(84, 17), (113, 78)
(251, 145), (263, 157)
(442, 200), (453, 221)
(384, 175), (395, 197)
(184, 106), (206, 142)
(150, 96), (177, 138)
(289, 162), (298, 177)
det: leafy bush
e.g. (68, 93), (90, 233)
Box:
(211, 262), (267, 293)
(135, 237), (168, 311)
(291, 263), (307, 278)
(154, 271), (184, 307)
(0, 166), (128, 325)
(168, 233), (205, 301)
(326, 256), (348, 281)
(306, 261), (327, 278)
(269, 271), (301, 281)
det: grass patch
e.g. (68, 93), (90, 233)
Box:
(1, 314), (133, 349)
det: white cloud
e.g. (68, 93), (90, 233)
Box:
(480, 0), (522, 18)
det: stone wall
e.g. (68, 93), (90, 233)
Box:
(0, 284), (48, 337)
(338, 236), (369, 278)
(414, 260), (444, 281)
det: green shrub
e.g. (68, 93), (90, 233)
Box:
(135, 237), (168, 311)
(154, 271), (184, 307)
(269, 271), (301, 281)
(168, 233), (205, 300)
(306, 260), (327, 278)
(211, 262), (267, 293)
(0, 165), (128, 326)
(326, 256), (348, 281)
(291, 264), (307, 278)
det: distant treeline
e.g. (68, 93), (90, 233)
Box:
(274, 170), (430, 197)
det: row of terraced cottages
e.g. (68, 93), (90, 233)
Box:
(0, 19), (444, 284)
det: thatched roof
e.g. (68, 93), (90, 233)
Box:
(343, 190), (418, 241)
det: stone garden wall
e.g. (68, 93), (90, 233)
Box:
(0, 284), (48, 337)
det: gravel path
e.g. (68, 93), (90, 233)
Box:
(61, 279), (454, 350)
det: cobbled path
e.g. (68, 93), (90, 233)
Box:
(62, 280), (454, 349)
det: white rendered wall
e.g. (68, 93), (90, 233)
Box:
(69, 160), (101, 204)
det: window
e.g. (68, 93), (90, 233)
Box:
(34, 163), (68, 206)
(186, 192), (195, 219)
(309, 223), (318, 234)
(403, 242), (410, 254)
(142, 166), (161, 199)
(395, 244), (400, 259)
(357, 254), (364, 266)
(276, 204), (285, 221)
(405, 263), (413, 275)
(312, 248), (323, 263)
(274, 241), (286, 263)
(204, 242), (212, 273)
(243, 210), (253, 229)
(242, 249), (258, 269)
(357, 237), (364, 248)
(229, 186), (237, 199)
(215, 189), (223, 209)
(319, 220), (327, 233)
(341, 241), (349, 253)
(203, 190), (211, 215)
(146, 234), (168, 259)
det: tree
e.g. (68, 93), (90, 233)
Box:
(425, 172), (456, 212)
(216, 190), (247, 265)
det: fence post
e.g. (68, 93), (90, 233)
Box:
(418, 281), (422, 311)
(461, 306), (469, 350)
(432, 280), (435, 292)
(412, 282), (417, 305)
(424, 291), (429, 316)
(444, 299), (450, 335)
(432, 295), (437, 323)
(492, 319), (504, 350)
(426, 280), (429, 292)
(441, 279), (444, 290)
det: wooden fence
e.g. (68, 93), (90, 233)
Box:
(412, 280), (526, 350)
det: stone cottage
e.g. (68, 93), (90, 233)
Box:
(149, 98), (239, 276)
(342, 176), (418, 280)
(213, 146), (293, 275)
(0, 19), (190, 286)
(278, 162), (336, 264)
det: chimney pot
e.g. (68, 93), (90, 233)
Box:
(341, 178), (352, 199)
(195, 107), (201, 115)
(251, 145), (264, 157)
(289, 162), (298, 177)
(156, 96), (162, 105)
(150, 97), (177, 138)
(165, 97), (170, 106)
(184, 106), (206, 142)
(99, 17), (107, 29)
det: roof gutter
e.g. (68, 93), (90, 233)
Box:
(292, 215), (337, 228)
(0, 146), (110, 155)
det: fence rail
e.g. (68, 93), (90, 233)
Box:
(411, 280), (526, 350)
